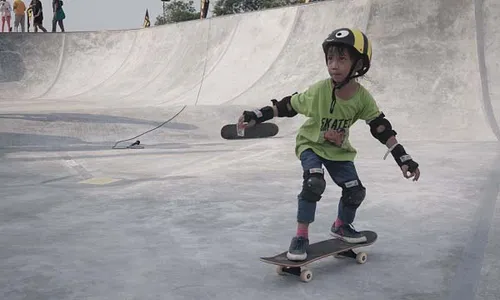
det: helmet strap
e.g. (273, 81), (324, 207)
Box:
(331, 57), (362, 90)
(329, 58), (363, 113)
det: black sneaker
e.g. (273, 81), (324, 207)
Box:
(330, 223), (367, 243)
(286, 236), (309, 261)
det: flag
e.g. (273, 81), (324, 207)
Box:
(143, 9), (151, 28)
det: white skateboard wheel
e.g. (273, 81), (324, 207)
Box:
(300, 269), (313, 282)
(356, 252), (367, 264)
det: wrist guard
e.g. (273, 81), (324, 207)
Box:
(384, 143), (419, 172)
(242, 106), (274, 124)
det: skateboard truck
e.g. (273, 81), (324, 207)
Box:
(335, 249), (368, 263)
(275, 266), (313, 282)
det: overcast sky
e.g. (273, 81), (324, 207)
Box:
(35, 0), (206, 32)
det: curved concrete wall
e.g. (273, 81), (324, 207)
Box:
(0, 0), (498, 141)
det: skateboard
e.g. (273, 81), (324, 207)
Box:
(260, 231), (377, 282)
(220, 122), (279, 140)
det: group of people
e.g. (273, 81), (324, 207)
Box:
(0, 0), (65, 33)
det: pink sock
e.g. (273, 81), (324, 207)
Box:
(334, 218), (343, 228)
(296, 223), (308, 238)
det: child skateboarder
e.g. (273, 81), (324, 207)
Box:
(238, 28), (420, 261)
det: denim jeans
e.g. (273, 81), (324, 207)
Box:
(297, 148), (364, 224)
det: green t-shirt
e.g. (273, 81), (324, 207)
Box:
(290, 78), (381, 161)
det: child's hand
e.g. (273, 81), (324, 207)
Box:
(237, 113), (256, 129)
(324, 129), (345, 147)
(401, 164), (420, 181)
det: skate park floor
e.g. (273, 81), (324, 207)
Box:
(1, 0), (500, 299)
(1, 108), (500, 300)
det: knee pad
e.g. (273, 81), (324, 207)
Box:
(340, 180), (366, 209)
(299, 168), (326, 202)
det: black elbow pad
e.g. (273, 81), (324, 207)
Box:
(271, 93), (298, 117)
(368, 113), (397, 144)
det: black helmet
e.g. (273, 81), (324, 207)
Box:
(322, 28), (372, 77)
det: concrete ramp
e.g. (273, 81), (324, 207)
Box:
(361, 0), (497, 142)
(1, 0), (499, 143)
(481, 0), (500, 139)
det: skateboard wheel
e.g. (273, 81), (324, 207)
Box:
(356, 252), (367, 264)
(300, 269), (313, 282)
(276, 266), (285, 275)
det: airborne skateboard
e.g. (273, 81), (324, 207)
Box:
(220, 122), (279, 140)
(260, 231), (377, 282)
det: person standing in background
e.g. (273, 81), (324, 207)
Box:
(51, 0), (64, 32)
(31, 0), (46, 32)
(12, 0), (26, 32)
(0, 0), (12, 32)
(26, 0), (33, 31)
(26, 1), (31, 31)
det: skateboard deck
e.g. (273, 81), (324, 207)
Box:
(260, 231), (377, 282)
(220, 122), (278, 140)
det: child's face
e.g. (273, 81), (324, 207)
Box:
(326, 46), (354, 83)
